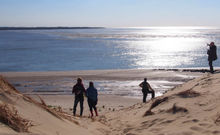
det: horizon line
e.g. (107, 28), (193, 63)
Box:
(0, 26), (219, 30)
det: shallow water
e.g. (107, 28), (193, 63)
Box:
(10, 74), (196, 99)
(0, 27), (220, 72)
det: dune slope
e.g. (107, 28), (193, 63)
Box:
(101, 73), (220, 135)
(0, 76), (107, 135)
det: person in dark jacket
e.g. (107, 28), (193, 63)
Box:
(86, 82), (98, 117)
(72, 78), (86, 116)
(207, 42), (217, 73)
(139, 78), (155, 103)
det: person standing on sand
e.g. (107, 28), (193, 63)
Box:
(72, 78), (86, 116)
(207, 42), (217, 73)
(86, 82), (98, 117)
(139, 78), (155, 103)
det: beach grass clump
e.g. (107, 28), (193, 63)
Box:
(144, 97), (169, 116)
(0, 76), (20, 95)
(166, 103), (188, 114)
(215, 113), (220, 125)
(176, 89), (200, 98)
(149, 97), (169, 110)
(0, 103), (32, 132)
(22, 91), (79, 124)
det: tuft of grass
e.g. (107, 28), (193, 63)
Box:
(166, 103), (188, 114)
(37, 96), (79, 125)
(149, 97), (169, 110)
(0, 76), (79, 126)
(0, 103), (32, 132)
(176, 89), (200, 98)
(215, 113), (220, 125)
(144, 97), (169, 116)
(0, 76), (20, 94)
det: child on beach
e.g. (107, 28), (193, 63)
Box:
(72, 78), (86, 116)
(139, 78), (155, 103)
(86, 82), (98, 117)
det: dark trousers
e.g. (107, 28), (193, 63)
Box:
(209, 60), (214, 73)
(73, 96), (84, 116)
(143, 91), (155, 103)
(87, 98), (97, 111)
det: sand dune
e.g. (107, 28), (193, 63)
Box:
(1, 71), (220, 135)
(101, 73), (220, 135)
(0, 76), (108, 135)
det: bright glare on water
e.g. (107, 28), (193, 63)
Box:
(0, 27), (219, 71)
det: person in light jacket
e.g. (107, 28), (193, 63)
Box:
(86, 82), (98, 117)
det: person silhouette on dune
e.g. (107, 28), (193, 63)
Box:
(72, 78), (86, 116)
(139, 78), (155, 103)
(207, 42), (217, 73)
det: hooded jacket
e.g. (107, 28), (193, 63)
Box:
(86, 86), (98, 101)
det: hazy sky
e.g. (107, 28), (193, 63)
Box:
(1, 0), (220, 27)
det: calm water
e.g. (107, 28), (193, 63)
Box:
(0, 27), (220, 72)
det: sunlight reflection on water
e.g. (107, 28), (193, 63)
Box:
(0, 27), (219, 71)
(122, 33), (207, 68)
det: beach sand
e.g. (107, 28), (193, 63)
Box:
(1, 69), (220, 135)
(1, 69), (204, 116)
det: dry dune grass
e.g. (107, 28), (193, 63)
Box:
(37, 95), (79, 125)
(215, 113), (220, 125)
(144, 97), (188, 116)
(0, 75), (61, 120)
(176, 89), (200, 98)
(21, 86), (80, 125)
(0, 76), (79, 131)
(144, 97), (169, 116)
(0, 103), (32, 132)
(166, 103), (188, 114)
(0, 76), (20, 94)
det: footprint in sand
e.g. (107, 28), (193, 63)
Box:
(123, 127), (134, 134)
(141, 118), (163, 128)
(190, 126), (204, 132)
(125, 133), (137, 135)
(181, 131), (194, 135)
(159, 119), (175, 125)
(149, 128), (163, 133)
(212, 130), (220, 134)
(198, 123), (209, 127)
(182, 119), (199, 124)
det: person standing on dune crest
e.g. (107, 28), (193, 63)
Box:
(139, 78), (155, 103)
(207, 42), (217, 73)
(72, 78), (86, 116)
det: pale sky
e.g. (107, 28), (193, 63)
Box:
(0, 0), (220, 27)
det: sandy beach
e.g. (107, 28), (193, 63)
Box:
(1, 69), (220, 135)
(1, 1), (220, 134)
(1, 69), (205, 116)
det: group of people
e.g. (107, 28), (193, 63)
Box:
(72, 78), (98, 117)
(72, 41), (217, 117)
(72, 77), (155, 117)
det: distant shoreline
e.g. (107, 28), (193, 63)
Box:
(0, 26), (105, 30)
(0, 68), (207, 80)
